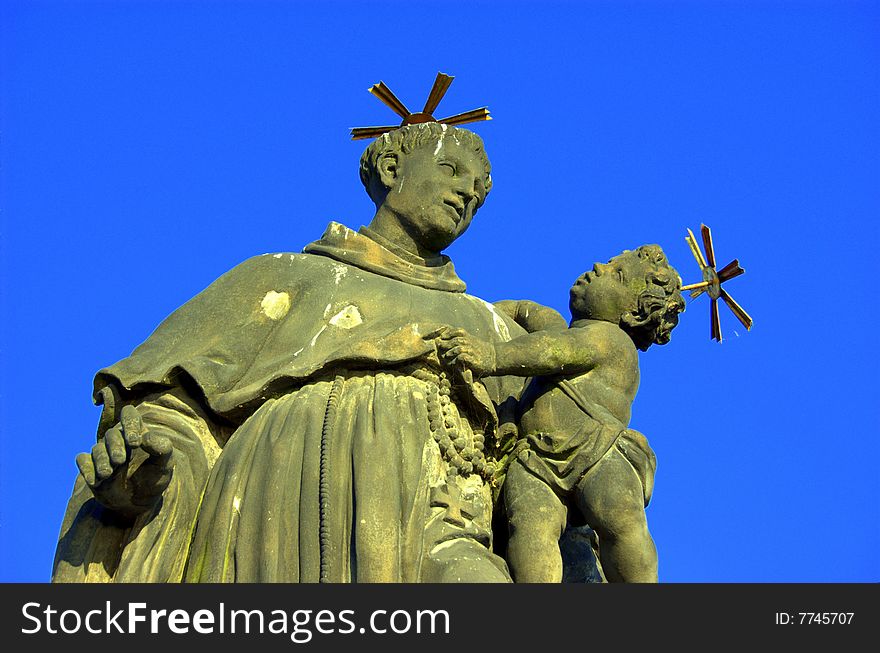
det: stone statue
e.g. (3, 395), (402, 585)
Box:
(434, 245), (685, 582)
(53, 67), (687, 581)
(52, 122), (528, 582)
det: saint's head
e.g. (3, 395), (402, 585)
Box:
(569, 245), (686, 351)
(359, 123), (492, 258)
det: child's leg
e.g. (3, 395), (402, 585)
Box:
(503, 460), (567, 582)
(574, 446), (658, 582)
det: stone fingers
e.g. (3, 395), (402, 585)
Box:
(120, 404), (171, 465)
(76, 433), (122, 488)
(90, 435), (115, 480)
(424, 326), (471, 343)
(444, 347), (479, 372)
(422, 325), (451, 340)
(141, 431), (173, 467)
(120, 404), (143, 448)
(75, 452), (97, 487)
(76, 405), (157, 489)
(443, 345), (463, 360)
(105, 423), (127, 466)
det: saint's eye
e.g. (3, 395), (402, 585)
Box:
(617, 268), (625, 283)
(439, 162), (456, 175)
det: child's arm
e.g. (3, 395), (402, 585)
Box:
(433, 325), (612, 378)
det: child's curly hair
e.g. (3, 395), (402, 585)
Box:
(620, 245), (686, 351)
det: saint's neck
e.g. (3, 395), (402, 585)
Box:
(366, 207), (441, 260)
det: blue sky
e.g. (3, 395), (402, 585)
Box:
(1, 0), (877, 582)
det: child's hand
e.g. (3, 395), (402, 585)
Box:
(431, 326), (497, 377)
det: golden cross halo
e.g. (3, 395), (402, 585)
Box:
(681, 224), (753, 343)
(350, 72), (491, 140)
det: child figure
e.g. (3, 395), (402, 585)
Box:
(435, 245), (685, 582)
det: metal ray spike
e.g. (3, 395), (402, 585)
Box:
(711, 298), (722, 342)
(685, 228), (707, 268)
(720, 288), (753, 331)
(352, 73), (492, 140)
(369, 82), (411, 119)
(350, 125), (403, 140)
(680, 224), (752, 343)
(423, 73), (454, 115)
(701, 224), (716, 268)
(717, 259), (745, 282)
(438, 107), (492, 126)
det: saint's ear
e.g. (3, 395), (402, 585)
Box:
(377, 153), (399, 189)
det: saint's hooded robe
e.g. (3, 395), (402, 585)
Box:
(52, 223), (525, 582)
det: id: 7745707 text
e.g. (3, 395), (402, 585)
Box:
(775, 612), (854, 625)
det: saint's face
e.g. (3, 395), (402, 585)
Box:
(385, 136), (488, 254)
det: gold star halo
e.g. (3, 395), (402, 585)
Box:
(350, 72), (491, 140)
(681, 224), (753, 343)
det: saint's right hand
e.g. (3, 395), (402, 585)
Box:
(431, 326), (497, 378)
(75, 405), (174, 520)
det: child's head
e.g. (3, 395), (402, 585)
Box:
(569, 245), (685, 351)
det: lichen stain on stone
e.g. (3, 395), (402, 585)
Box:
(331, 263), (348, 285)
(309, 325), (328, 347)
(260, 290), (291, 320)
(470, 297), (512, 341)
(430, 539), (460, 555)
(483, 302), (511, 340)
(492, 311), (511, 341)
(424, 440), (445, 486)
(329, 305), (363, 329)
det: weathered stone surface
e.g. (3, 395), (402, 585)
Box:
(53, 120), (680, 583)
(53, 124), (522, 583)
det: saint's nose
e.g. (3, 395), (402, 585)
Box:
(455, 175), (476, 201)
(455, 170), (486, 204)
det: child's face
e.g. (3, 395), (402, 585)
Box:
(570, 247), (677, 324)
(571, 253), (644, 322)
